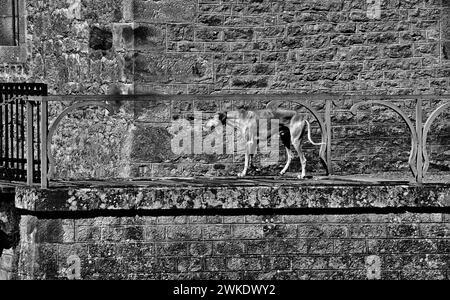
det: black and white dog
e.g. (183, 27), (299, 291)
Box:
(205, 109), (324, 179)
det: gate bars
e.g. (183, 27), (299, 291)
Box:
(0, 83), (47, 185)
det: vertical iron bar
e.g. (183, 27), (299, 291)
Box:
(16, 94), (20, 180)
(0, 84), (48, 183)
(4, 94), (9, 176)
(0, 91), (3, 170)
(9, 91), (17, 180)
(416, 98), (423, 184)
(10, 92), (15, 179)
(41, 98), (48, 189)
(20, 95), (25, 180)
(36, 98), (40, 182)
(9, 92), (14, 180)
(26, 100), (33, 185)
(325, 99), (333, 176)
(9, 93), (13, 179)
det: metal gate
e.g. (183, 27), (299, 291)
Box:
(0, 83), (47, 183)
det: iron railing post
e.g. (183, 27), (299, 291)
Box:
(26, 100), (33, 186)
(416, 98), (423, 185)
(325, 99), (333, 175)
(40, 97), (48, 189)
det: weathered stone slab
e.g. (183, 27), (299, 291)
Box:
(14, 181), (450, 212)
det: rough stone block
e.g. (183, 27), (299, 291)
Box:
(232, 225), (264, 239)
(334, 240), (367, 254)
(189, 242), (212, 257)
(384, 44), (413, 58)
(202, 225), (231, 240)
(144, 226), (166, 241)
(122, 0), (134, 21)
(129, 52), (213, 83)
(270, 239), (307, 254)
(35, 220), (64, 244)
(292, 256), (326, 270)
(245, 240), (269, 254)
(307, 239), (334, 254)
(89, 26), (113, 51)
(177, 257), (202, 273)
(387, 224), (421, 238)
(368, 239), (439, 254)
(82, 0), (123, 23)
(420, 224), (450, 238)
(131, 124), (175, 163)
(227, 257), (262, 271)
(133, 0), (197, 23)
(166, 225), (202, 240)
(213, 241), (245, 256)
(156, 242), (188, 256)
(74, 225), (99, 243)
(350, 224), (387, 238)
(205, 258), (226, 272)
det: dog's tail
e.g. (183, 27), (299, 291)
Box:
(305, 120), (326, 146)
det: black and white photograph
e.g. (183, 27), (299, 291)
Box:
(0, 0), (449, 288)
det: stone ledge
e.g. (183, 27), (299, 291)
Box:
(14, 178), (450, 212)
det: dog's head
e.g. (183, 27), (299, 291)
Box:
(205, 112), (227, 129)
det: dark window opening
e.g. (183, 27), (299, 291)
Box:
(0, 0), (19, 46)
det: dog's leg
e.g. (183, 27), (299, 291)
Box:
(239, 118), (257, 177)
(292, 138), (307, 179)
(279, 127), (292, 176)
(239, 150), (250, 177)
(297, 144), (307, 179)
(238, 132), (251, 177)
(291, 121), (307, 179)
(240, 135), (257, 177)
(280, 147), (293, 176)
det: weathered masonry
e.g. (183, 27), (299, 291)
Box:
(0, 0), (449, 280)
(11, 181), (450, 280)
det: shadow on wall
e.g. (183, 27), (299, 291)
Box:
(0, 230), (12, 257)
(0, 196), (20, 257)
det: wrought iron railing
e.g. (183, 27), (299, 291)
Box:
(0, 83), (47, 184)
(25, 93), (450, 188)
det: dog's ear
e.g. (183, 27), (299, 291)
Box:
(218, 112), (227, 125)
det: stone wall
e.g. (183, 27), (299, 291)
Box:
(128, 0), (449, 95)
(11, 183), (450, 280)
(1, 0), (449, 179)
(16, 212), (450, 280)
(5, 0), (446, 96)
(1, 0), (449, 282)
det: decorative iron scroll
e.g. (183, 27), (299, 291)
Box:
(422, 102), (450, 177)
(46, 101), (115, 180)
(350, 100), (419, 181)
(21, 94), (449, 187)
